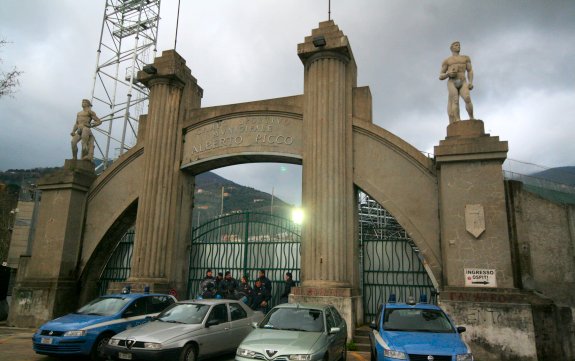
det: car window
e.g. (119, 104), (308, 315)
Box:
(330, 306), (343, 326)
(261, 308), (324, 332)
(207, 304), (229, 324)
(124, 298), (148, 317)
(158, 303), (210, 324)
(383, 308), (455, 333)
(325, 308), (336, 329)
(76, 297), (132, 316)
(147, 296), (174, 313)
(374, 304), (383, 331)
(230, 303), (247, 321)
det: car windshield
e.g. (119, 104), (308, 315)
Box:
(156, 303), (210, 324)
(76, 297), (132, 316)
(383, 308), (455, 333)
(260, 307), (324, 332)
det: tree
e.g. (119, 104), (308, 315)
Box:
(0, 39), (22, 98)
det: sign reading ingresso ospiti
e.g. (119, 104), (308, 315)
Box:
(464, 268), (497, 288)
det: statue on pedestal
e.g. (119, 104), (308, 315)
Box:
(439, 41), (475, 123)
(71, 99), (102, 161)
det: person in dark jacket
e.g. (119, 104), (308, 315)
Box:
(237, 275), (253, 305)
(214, 272), (224, 297)
(199, 269), (216, 298)
(251, 279), (271, 313)
(258, 269), (272, 293)
(279, 272), (296, 304)
(219, 271), (240, 299)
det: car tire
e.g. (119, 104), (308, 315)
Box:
(180, 343), (198, 361)
(91, 333), (112, 361)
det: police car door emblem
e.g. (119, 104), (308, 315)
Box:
(265, 349), (278, 357)
(126, 338), (136, 349)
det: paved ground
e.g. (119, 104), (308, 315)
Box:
(0, 323), (370, 361)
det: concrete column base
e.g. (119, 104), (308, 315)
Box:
(8, 279), (77, 328)
(290, 287), (362, 340)
(439, 287), (571, 361)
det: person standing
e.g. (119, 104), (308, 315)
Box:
(279, 272), (296, 304)
(258, 269), (272, 293)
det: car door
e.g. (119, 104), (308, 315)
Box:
(199, 303), (231, 356)
(324, 308), (340, 360)
(228, 302), (253, 347)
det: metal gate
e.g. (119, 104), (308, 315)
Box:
(359, 192), (437, 321)
(188, 211), (301, 306)
(98, 228), (134, 295)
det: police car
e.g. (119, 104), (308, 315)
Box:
(369, 295), (473, 361)
(32, 291), (176, 360)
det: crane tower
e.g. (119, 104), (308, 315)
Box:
(90, 0), (162, 169)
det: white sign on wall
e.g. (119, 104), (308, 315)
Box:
(464, 268), (497, 288)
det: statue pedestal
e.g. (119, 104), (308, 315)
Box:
(8, 160), (97, 327)
(434, 120), (513, 288)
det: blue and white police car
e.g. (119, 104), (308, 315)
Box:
(32, 291), (176, 360)
(369, 295), (473, 361)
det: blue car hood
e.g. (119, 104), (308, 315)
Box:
(40, 313), (115, 330)
(384, 331), (468, 355)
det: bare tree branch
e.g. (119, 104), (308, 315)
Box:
(0, 39), (23, 98)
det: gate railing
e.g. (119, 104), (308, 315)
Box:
(98, 229), (134, 295)
(359, 192), (437, 322)
(188, 211), (301, 306)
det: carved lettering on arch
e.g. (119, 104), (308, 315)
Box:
(465, 204), (485, 238)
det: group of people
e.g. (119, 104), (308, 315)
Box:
(198, 269), (295, 312)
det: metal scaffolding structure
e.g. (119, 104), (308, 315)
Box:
(90, 0), (162, 170)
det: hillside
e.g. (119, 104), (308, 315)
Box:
(530, 166), (575, 186)
(193, 172), (293, 224)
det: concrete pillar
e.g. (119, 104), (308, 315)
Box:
(435, 120), (513, 288)
(292, 21), (361, 335)
(8, 160), (96, 327)
(120, 50), (202, 295)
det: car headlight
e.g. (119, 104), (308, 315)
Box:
(63, 330), (86, 337)
(383, 349), (407, 359)
(236, 348), (257, 358)
(289, 355), (311, 361)
(108, 339), (120, 346)
(144, 342), (162, 350)
(456, 354), (474, 361)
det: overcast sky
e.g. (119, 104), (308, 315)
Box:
(1, 0), (574, 206)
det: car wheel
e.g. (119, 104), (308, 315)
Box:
(91, 333), (112, 361)
(180, 343), (197, 361)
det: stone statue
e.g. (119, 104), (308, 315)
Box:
(439, 41), (474, 123)
(71, 99), (102, 161)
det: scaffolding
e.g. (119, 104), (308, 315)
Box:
(90, 0), (162, 170)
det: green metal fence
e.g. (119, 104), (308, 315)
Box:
(98, 229), (134, 295)
(359, 192), (437, 322)
(188, 211), (301, 306)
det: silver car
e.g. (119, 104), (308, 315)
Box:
(103, 298), (264, 361)
(236, 303), (347, 361)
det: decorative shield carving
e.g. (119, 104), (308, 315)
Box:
(465, 204), (485, 238)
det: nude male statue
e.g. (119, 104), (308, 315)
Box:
(71, 99), (102, 161)
(439, 41), (474, 123)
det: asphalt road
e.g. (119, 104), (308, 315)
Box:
(0, 324), (370, 361)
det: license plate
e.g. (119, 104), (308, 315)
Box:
(118, 352), (133, 360)
(40, 337), (53, 345)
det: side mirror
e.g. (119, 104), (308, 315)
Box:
(251, 322), (259, 329)
(329, 327), (341, 334)
(457, 326), (466, 333)
(369, 321), (377, 330)
(206, 319), (219, 328)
